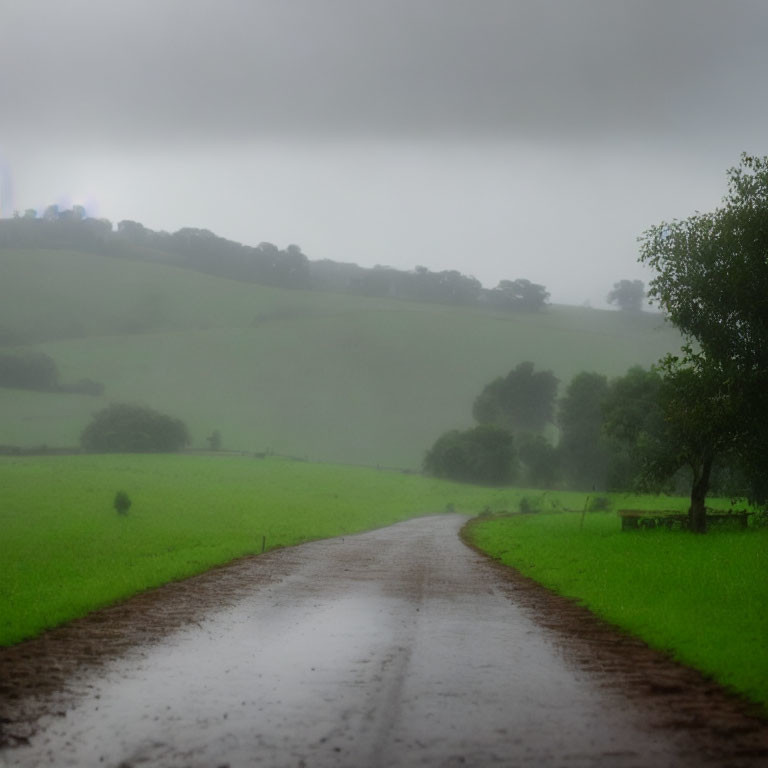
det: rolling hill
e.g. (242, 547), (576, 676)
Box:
(0, 248), (683, 468)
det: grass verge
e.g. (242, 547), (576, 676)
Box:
(1, 453), (541, 646)
(465, 511), (768, 712)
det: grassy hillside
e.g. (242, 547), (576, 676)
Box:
(0, 248), (682, 467)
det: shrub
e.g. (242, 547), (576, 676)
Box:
(81, 403), (190, 453)
(59, 377), (105, 396)
(206, 429), (222, 451)
(0, 352), (59, 391)
(587, 495), (612, 512)
(519, 496), (542, 514)
(113, 491), (132, 515)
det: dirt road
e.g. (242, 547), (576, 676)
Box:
(1, 515), (766, 767)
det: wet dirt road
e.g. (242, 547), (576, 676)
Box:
(1, 514), (767, 767)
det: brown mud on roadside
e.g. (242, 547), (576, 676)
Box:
(0, 514), (766, 767)
(460, 519), (768, 765)
(0, 548), (303, 747)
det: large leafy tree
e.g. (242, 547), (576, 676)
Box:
(517, 432), (560, 489)
(601, 366), (666, 491)
(489, 279), (550, 311)
(606, 279), (644, 312)
(473, 361), (558, 433)
(603, 363), (742, 531)
(639, 154), (768, 527)
(557, 372), (611, 490)
(655, 355), (744, 531)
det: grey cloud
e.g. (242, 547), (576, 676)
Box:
(2, 0), (767, 145)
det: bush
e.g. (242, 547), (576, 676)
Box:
(59, 377), (105, 396)
(113, 491), (132, 515)
(206, 429), (222, 451)
(423, 425), (516, 485)
(519, 495), (546, 514)
(0, 352), (104, 396)
(0, 352), (59, 390)
(81, 403), (190, 453)
(587, 495), (612, 512)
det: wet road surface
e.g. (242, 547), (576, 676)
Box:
(1, 514), (767, 767)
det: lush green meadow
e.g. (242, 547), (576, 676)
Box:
(0, 248), (682, 468)
(3, 452), (763, 714)
(0, 453), (542, 646)
(467, 512), (768, 711)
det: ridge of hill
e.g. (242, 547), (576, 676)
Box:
(0, 213), (549, 310)
(0, 248), (682, 468)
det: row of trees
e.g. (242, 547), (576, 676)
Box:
(0, 211), (312, 291)
(1, 209), (550, 311)
(324, 262), (550, 310)
(425, 154), (767, 532)
(424, 361), (750, 506)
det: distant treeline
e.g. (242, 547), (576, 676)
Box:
(0, 207), (549, 310)
(0, 351), (103, 395)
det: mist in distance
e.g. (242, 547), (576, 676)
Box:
(1, 0), (767, 306)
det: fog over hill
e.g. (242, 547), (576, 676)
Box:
(0, 237), (682, 468)
(2, 1), (766, 306)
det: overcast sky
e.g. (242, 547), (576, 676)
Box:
(1, 0), (766, 306)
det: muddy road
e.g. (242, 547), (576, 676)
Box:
(1, 515), (766, 767)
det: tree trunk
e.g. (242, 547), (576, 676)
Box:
(689, 457), (713, 533)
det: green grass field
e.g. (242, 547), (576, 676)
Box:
(3, 453), (763, 714)
(0, 453), (540, 646)
(0, 248), (683, 467)
(466, 512), (768, 711)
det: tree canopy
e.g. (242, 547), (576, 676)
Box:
(472, 361), (558, 433)
(80, 403), (190, 453)
(638, 154), (768, 522)
(557, 371), (611, 490)
(423, 425), (516, 485)
(487, 279), (550, 311)
(640, 154), (767, 377)
(607, 279), (644, 312)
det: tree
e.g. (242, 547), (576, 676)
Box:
(206, 429), (222, 451)
(557, 372), (611, 490)
(517, 433), (560, 488)
(473, 361), (558, 433)
(0, 352), (59, 391)
(423, 425), (516, 485)
(641, 154), (767, 376)
(607, 279), (644, 312)
(602, 366), (666, 492)
(603, 363), (750, 531)
(81, 403), (190, 453)
(639, 153), (768, 518)
(657, 356), (744, 531)
(42, 204), (60, 221)
(489, 279), (550, 311)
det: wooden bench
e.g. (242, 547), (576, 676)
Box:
(618, 509), (753, 531)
